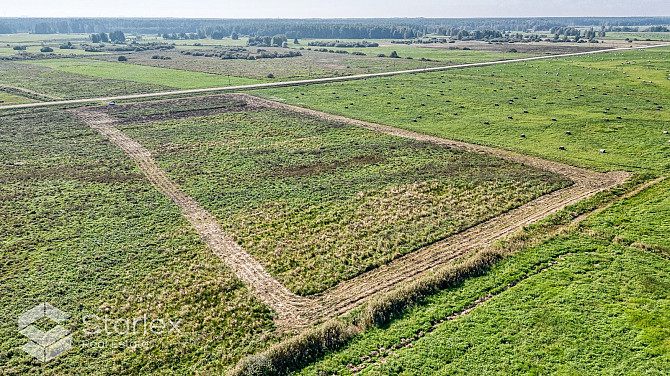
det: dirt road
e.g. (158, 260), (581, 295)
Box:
(6, 43), (668, 111)
(72, 95), (629, 328)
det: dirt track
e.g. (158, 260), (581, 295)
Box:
(71, 109), (310, 328)
(71, 96), (629, 328)
(238, 94), (629, 320)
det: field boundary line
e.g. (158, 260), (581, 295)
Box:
(236, 94), (629, 319)
(71, 94), (630, 328)
(3, 43), (669, 110)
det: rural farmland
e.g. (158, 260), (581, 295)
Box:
(0, 10), (669, 376)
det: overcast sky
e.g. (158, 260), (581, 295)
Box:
(1, 0), (668, 18)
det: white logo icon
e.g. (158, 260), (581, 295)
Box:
(19, 303), (72, 362)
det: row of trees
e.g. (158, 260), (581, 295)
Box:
(436, 28), (505, 40)
(549, 27), (606, 39)
(4, 17), (665, 36)
(90, 31), (126, 43)
(162, 32), (200, 40)
(247, 35), (288, 47)
(307, 40), (379, 47)
(182, 47), (301, 60)
(3, 18), (668, 40)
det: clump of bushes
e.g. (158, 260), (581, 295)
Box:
(307, 40), (379, 48)
(247, 35), (288, 47)
(180, 46), (301, 60)
(230, 320), (360, 376)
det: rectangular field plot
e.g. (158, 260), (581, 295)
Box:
(0, 108), (276, 374)
(25, 58), (259, 90)
(119, 101), (571, 295)
(0, 61), (174, 99)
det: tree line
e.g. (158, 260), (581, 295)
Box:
(1, 17), (669, 39)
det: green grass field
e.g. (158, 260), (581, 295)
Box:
(80, 40), (536, 81)
(120, 105), (569, 295)
(0, 108), (278, 374)
(87, 48), (447, 81)
(0, 33), (90, 44)
(253, 47), (670, 173)
(235, 45), (670, 374)
(298, 230), (670, 375)
(583, 178), (670, 251)
(606, 32), (670, 41)
(0, 61), (175, 99)
(26, 58), (259, 89)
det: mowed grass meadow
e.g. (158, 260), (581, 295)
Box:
(120, 106), (569, 295)
(0, 61), (174, 99)
(0, 108), (278, 374)
(253, 47), (670, 173)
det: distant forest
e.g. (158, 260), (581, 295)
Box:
(0, 17), (668, 39)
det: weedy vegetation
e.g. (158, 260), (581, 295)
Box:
(0, 108), (278, 374)
(120, 105), (569, 295)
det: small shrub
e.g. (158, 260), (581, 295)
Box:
(231, 320), (359, 376)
